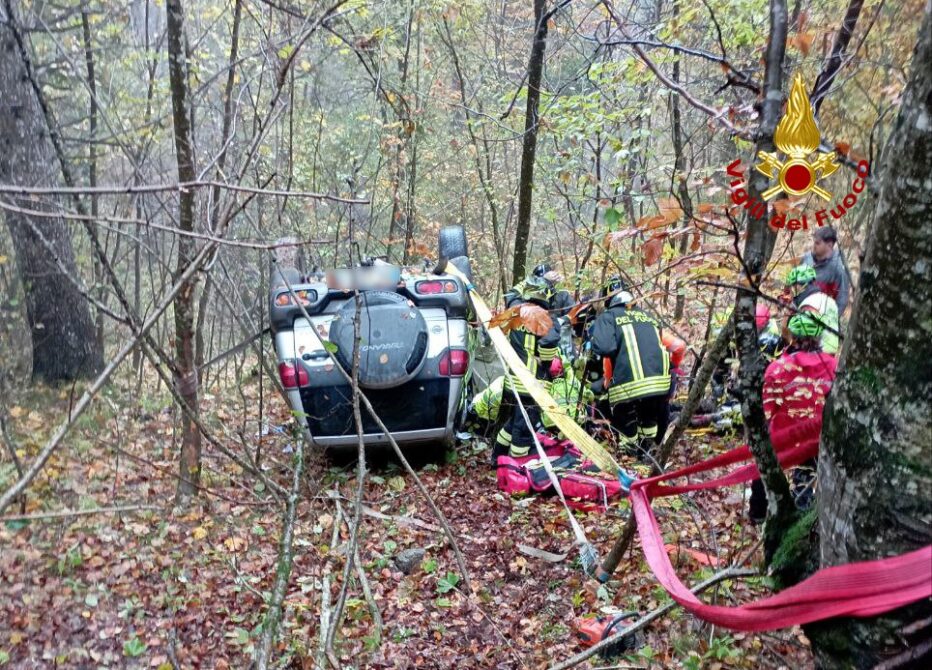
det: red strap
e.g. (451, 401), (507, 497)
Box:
(641, 440), (818, 497)
(631, 489), (932, 630)
(625, 421), (932, 631)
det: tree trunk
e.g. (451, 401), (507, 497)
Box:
(166, 0), (201, 501)
(732, 0), (798, 559)
(809, 7), (932, 667)
(670, 12), (693, 322)
(0, 4), (103, 383)
(512, 0), (549, 281)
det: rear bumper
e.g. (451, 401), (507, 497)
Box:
(310, 426), (453, 449)
(286, 377), (465, 448)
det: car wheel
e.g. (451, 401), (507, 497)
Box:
(439, 225), (468, 258)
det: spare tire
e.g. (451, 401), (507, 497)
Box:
(439, 226), (473, 281)
(330, 292), (428, 389)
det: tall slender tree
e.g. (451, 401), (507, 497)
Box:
(166, 0), (201, 500)
(512, 0), (552, 282)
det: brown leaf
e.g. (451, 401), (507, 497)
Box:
(690, 230), (702, 252)
(772, 198), (793, 216)
(489, 306), (520, 333)
(603, 228), (640, 246)
(636, 213), (668, 230)
(518, 304), (553, 337)
(655, 196), (683, 223)
(568, 302), (593, 325)
(642, 234), (666, 266)
(789, 32), (813, 56)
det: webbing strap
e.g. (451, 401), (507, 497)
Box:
(449, 265), (621, 475)
(628, 427), (932, 631)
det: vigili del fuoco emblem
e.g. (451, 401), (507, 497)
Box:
(755, 73), (840, 200)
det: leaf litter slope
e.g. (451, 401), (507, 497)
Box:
(0, 379), (814, 669)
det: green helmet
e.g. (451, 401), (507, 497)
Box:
(788, 312), (823, 338)
(786, 265), (817, 286)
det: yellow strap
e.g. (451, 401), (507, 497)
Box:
(449, 267), (621, 474)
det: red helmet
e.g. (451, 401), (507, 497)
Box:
(755, 304), (771, 330)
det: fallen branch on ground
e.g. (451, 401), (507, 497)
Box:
(253, 432), (305, 669)
(0, 504), (161, 522)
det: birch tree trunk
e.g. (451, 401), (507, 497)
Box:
(810, 6), (932, 667)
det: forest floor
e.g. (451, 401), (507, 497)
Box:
(0, 370), (814, 669)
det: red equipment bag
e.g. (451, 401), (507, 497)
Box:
(495, 438), (625, 511)
(559, 472), (624, 512)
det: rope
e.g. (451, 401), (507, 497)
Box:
(491, 345), (598, 574)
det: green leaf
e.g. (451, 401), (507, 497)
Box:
(421, 557), (438, 574)
(434, 597), (453, 608)
(323, 341), (338, 353)
(0, 649), (9, 665)
(84, 593), (99, 607)
(436, 572), (460, 594)
(387, 476), (405, 492)
(604, 208), (622, 230)
(122, 636), (146, 658)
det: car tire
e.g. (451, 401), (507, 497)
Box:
(439, 225), (468, 258)
(438, 226), (473, 282)
(329, 291), (429, 389)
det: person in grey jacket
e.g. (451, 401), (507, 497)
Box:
(802, 226), (851, 315)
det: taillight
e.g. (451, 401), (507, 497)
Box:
(278, 361), (309, 388)
(439, 349), (469, 376)
(274, 290), (315, 306)
(415, 280), (458, 295)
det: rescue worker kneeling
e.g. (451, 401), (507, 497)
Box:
(492, 275), (559, 463)
(590, 278), (671, 460)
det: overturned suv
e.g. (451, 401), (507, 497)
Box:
(269, 226), (475, 451)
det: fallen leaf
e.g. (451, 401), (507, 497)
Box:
(517, 304), (553, 337)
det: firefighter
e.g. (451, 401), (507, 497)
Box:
(589, 278), (671, 459)
(756, 303), (784, 360)
(492, 275), (555, 462)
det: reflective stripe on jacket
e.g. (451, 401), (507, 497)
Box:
(502, 327), (539, 394)
(590, 306), (671, 404)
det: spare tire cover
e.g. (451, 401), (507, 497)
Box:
(330, 291), (429, 389)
